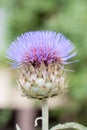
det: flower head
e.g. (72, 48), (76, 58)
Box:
(7, 31), (76, 68)
(7, 31), (77, 99)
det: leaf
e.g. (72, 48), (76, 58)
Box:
(50, 122), (87, 130)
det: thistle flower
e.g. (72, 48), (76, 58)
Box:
(7, 31), (76, 99)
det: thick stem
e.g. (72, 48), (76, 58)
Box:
(42, 98), (49, 130)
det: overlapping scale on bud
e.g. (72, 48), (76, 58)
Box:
(18, 63), (68, 99)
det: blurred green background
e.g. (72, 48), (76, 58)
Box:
(0, 0), (87, 129)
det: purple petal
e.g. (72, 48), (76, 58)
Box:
(7, 31), (77, 68)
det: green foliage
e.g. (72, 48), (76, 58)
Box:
(0, 109), (12, 127)
(69, 68), (87, 100)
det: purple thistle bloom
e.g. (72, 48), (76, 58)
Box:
(7, 31), (76, 68)
(7, 31), (77, 99)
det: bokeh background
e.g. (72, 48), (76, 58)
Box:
(0, 0), (87, 130)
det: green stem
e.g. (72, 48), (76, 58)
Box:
(42, 98), (49, 130)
